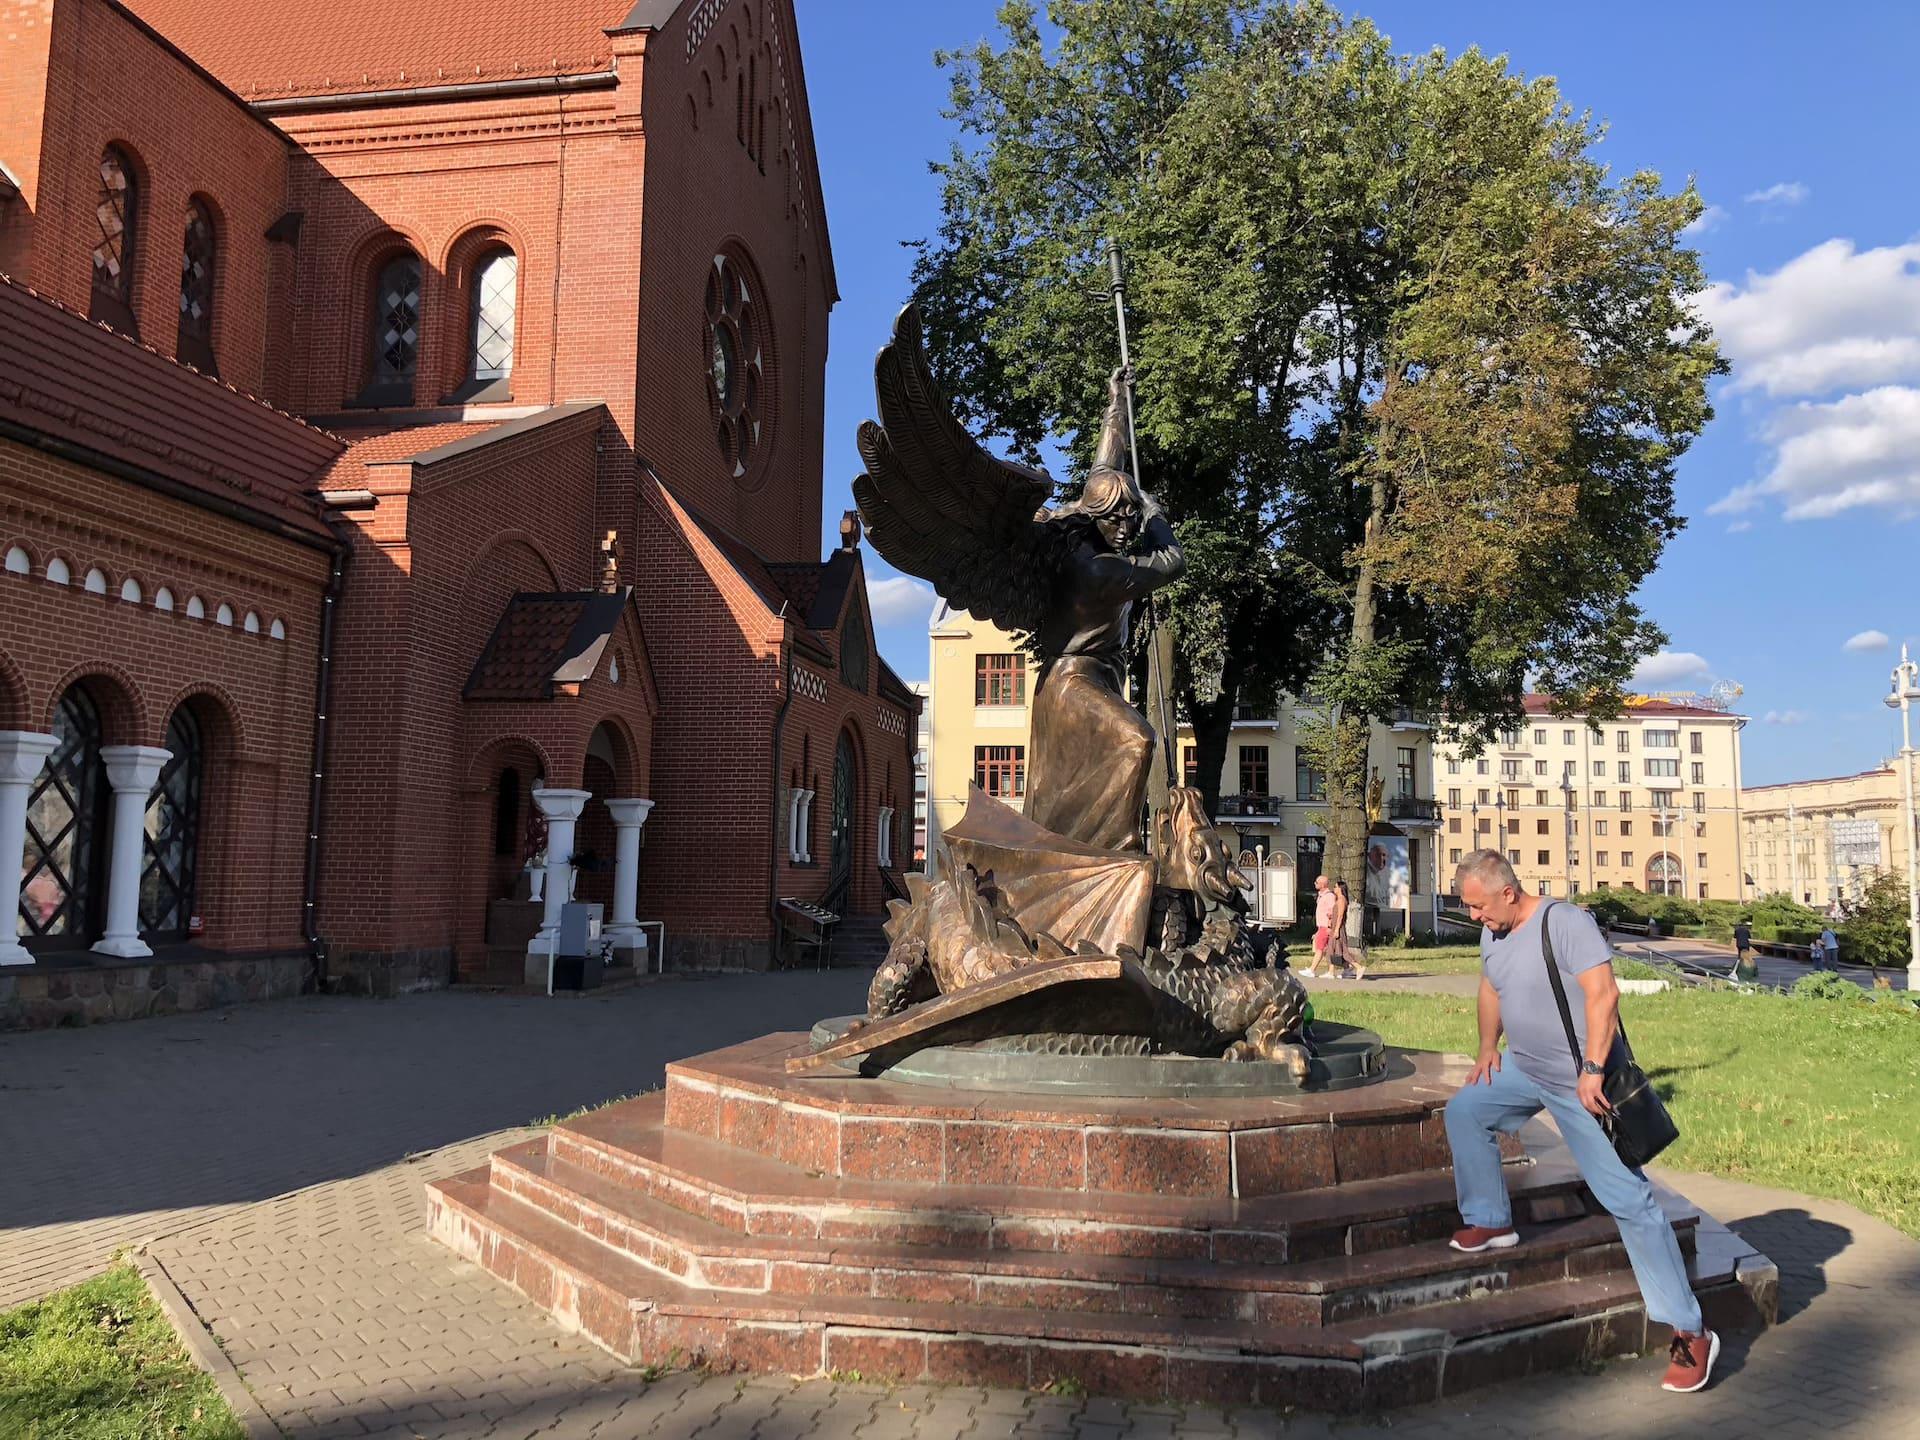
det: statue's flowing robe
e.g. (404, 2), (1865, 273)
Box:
(1023, 512), (1184, 852)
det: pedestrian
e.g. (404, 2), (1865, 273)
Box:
(1443, 849), (1718, 1394)
(1818, 923), (1840, 972)
(1301, 873), (1334, 977)
(1731, 917), (1755, 981)
(1333, 878), (1366, 980)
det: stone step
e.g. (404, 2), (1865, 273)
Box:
(489, 1138), (1693, 1327)
(550, 1094), (1570, 1263)
(656, 1038), (1499, 1198)
(426, 1167), (1766, 1412)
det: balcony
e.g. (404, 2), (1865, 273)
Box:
(1216, 793), (1283, 818)
(1231, 705), (1279, 726)
(1388, 795), (1442, 826)
(1388, 707), (1434, 731)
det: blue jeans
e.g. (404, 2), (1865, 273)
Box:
(1444, 1059), (1703, 1333)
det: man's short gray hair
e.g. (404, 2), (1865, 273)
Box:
(1456, 848), (1520, 895)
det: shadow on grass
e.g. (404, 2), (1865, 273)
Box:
(1646, 1046), (1740, 1106)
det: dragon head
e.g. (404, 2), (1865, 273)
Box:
(1155, 787), (1252, 905)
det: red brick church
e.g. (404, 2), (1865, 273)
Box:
(0, 0), (916, 1013)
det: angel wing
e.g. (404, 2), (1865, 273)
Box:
(853, 305), (1063, 640)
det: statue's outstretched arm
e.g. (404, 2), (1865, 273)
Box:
(1092, 370), (1131, 475)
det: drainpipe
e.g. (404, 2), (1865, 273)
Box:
(766, 622), (794, 963)
(301, 538), (349, 989)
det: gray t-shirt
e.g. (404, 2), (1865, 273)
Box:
(1480, 901), (1623, 1092)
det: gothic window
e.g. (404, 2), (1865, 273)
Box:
(177, 198), (217, 373)
(705, 252), (767, 478)
(90, 146), (140, 333)
(367, 252), (422, 398)
(140, 706), (203, 942)
(20, 687), (107, 947)
(840, 604), (869, 693)
(470, 248), (517, 381)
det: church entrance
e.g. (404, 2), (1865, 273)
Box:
(828, 731), (855, 907)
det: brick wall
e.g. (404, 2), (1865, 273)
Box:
(0, 436), (332, 952)
(7, 0), (291, 397)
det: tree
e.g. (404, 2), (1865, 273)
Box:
(909, 1), (1721, 906)
(1842, 872), (1913, 971)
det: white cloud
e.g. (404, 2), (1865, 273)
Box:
(1711, 386), (1920, 520)
(1763, 709), (1808, 725)
(1743, 181), (1808, 207)
(865, 573), (937, 626)
(1725, 519), (1753, 533)
(1632, 650), (1712, 688)
(1696, 240), (1920, 398)
(1681, 203), (1726, 237)
(1844, 629), (1891, 652)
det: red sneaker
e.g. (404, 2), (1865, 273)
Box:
(1660, 1329), (1720, 1392)
(1448, 1225), (1518, 1253)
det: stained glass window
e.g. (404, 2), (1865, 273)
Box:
(470, 249), (516, 380)
(90, 147), (140, 332)
(705, 252), (766, 478)
(20, 688), (105, 946)
(177, 198), (217, 373)
(370, 253), (421, 386)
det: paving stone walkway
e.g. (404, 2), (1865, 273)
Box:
(6, 977), (1919, 1439)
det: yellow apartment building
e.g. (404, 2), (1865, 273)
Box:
(1431, 697), (1748, 902)
(924, 604), (1039, 859)
(1740, 760), (1918, 910)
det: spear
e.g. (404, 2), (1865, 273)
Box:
(1106, 240), (1179, 805)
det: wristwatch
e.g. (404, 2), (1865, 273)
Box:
(1579, 1060), (1606, 1076)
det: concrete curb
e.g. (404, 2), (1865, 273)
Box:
(134, 1250), (283, 1440)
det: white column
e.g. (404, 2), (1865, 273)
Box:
(0, 731), (59, 966)
(526, 788), (590, 957)
(602, 797), (653, 960)
(94, 745), (171, 959)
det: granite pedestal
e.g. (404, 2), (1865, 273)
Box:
(427, 1033), (1777, 1410)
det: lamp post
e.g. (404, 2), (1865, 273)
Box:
(1560, 772), (1575, 899)
(1883, 643), (1920, 989)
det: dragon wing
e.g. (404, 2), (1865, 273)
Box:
(852, 304), (1059, 639)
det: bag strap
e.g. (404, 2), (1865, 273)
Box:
(1539, 900), (1633, 1072)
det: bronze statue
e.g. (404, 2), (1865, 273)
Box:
(820, 304), (1309, 1080)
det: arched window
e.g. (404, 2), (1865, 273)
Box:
(90, 146), (140, 333)
(5, 547), (29, 575)
(20, 686), (107, 947)
(140, 705), (203, 942)
(469, 248), (517, 385)
(177, 198), (218, 374)
(46, 557), (71, 585)
(120, 577), (142, 603)
(154, 587), (175, 612)
(839, 604), (868, 693)
(365, 251), (422, 402)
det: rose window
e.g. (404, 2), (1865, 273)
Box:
(705, 253), (764, 478)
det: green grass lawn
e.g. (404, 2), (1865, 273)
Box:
(0, 1265), (242, 1440)
(1310, 985), (1920, 1238)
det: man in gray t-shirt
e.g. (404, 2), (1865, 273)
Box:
(1443, 849), (1718, 1395)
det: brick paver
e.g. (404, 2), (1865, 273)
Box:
(6, 974), (1919, 1438)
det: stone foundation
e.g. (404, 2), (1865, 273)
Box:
(323, 946), (453, 998)
(0, 951), (309, 1031)
(663, 934), (774, 973)
(428, 1033), (1778, 1410)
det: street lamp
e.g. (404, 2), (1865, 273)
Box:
(1882, 643), (1920, 988)
(1559, 771), (1575, 898)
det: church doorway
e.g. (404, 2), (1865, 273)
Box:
(828, 730), (856, 906)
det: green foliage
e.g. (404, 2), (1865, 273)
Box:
(1310, 985), (1920, 1236)
(908, 0), (1721, 883)
(0, 1265), (243, 1440)
(1842, 873), (1914, 970)
(1792, 971), (1868, 1002)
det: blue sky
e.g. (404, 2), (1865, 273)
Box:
(793, 1), (1920, 787)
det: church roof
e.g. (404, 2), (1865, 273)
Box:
(0, 273), (340, 543)
(122, 0), (643, 99)
(464, 588), (630, 701)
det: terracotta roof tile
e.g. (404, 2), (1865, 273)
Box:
(1522, 695), (1739, 720)
(122, 0), (642, 99)
(0, 274), (340, 540)
(316, 421), (502, 490)
(465, 589), (627, 701)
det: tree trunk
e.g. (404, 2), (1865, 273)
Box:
(1328, 457), (1392, 938)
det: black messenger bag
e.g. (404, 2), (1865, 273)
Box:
(1540, 902), (1679, 1168)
